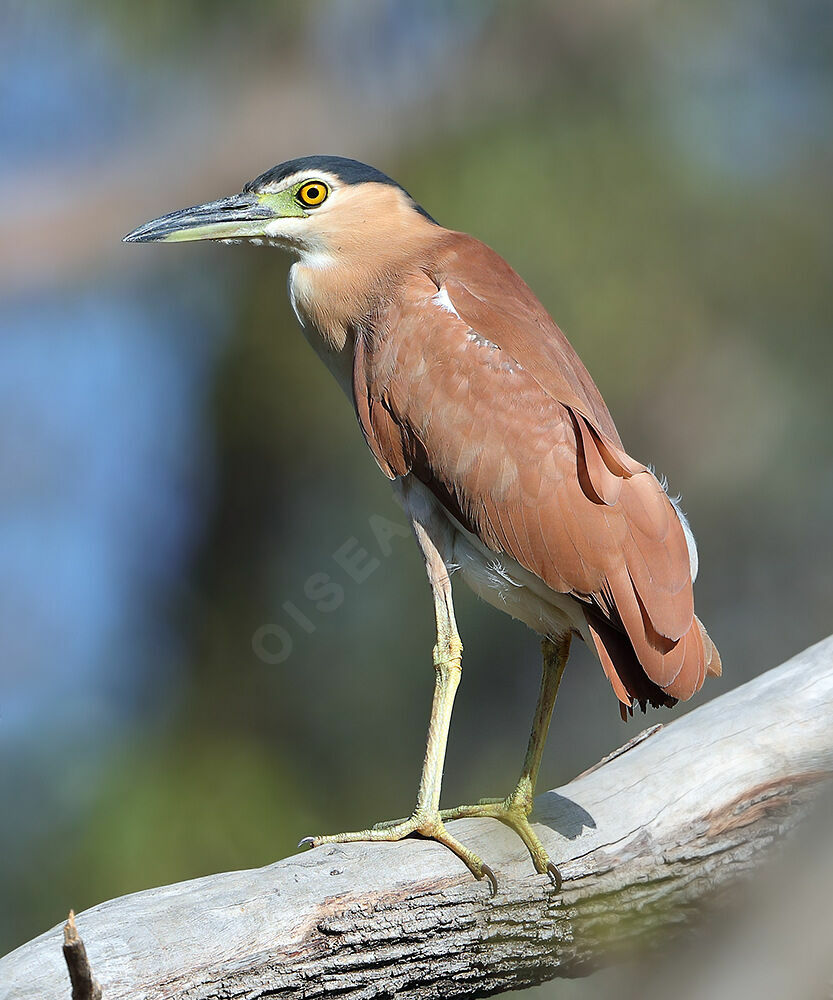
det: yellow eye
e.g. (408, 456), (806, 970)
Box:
(296, 181), (329, 207)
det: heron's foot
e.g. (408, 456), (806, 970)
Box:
(439, 784), (561, 889)
(298, 812), (498, 894)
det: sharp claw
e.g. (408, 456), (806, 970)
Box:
(546, 861), (562, 892)
(481, 863), (498, 896)
(297, 836), (316, 849)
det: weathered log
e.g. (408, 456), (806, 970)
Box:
(2, 635), (832, 1000)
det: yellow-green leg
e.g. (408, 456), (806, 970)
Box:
(299, 515), (497, 894)
(440, 634), (571, 888)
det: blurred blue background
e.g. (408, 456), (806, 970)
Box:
(1, 2), (832, 992)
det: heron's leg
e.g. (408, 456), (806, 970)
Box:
(439, 634), (571, 886)
(298, 510), (497, 893)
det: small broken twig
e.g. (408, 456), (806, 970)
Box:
(62, 911), (102, 1000)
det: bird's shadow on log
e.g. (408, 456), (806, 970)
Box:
(534, 791), (596, 840)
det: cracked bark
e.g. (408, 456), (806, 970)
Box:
(2, 636), (832, 1000)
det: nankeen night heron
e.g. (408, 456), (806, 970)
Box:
(125, 155), (721, 893)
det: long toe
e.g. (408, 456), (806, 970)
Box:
(430, 822), (499, 894)
(298, 817), (418, 847)
(298, 813), (500, 892)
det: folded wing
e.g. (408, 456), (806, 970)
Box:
(353, 233), (720, 711)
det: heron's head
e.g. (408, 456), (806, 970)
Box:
(124, 155), (436, 260)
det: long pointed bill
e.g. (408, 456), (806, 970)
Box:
(123, 193), (277, 244)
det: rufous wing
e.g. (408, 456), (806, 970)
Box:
(352, 232), (719, 712)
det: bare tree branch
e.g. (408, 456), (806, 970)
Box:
(2, 636), (832, 1000)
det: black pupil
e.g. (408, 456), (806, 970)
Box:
(306, 186), (320, 201)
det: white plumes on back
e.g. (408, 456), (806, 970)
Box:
(433, 286), (461, 320)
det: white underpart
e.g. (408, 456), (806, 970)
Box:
(401, 472), (699, 652)
(395, 469), (698, 659)
(451, 528), (585, 639)
(398, 477), (588, 643)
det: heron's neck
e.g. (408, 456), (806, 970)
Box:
(288, 223), (441, 393)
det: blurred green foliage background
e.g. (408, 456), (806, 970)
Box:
(1, 2), (831, 993)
